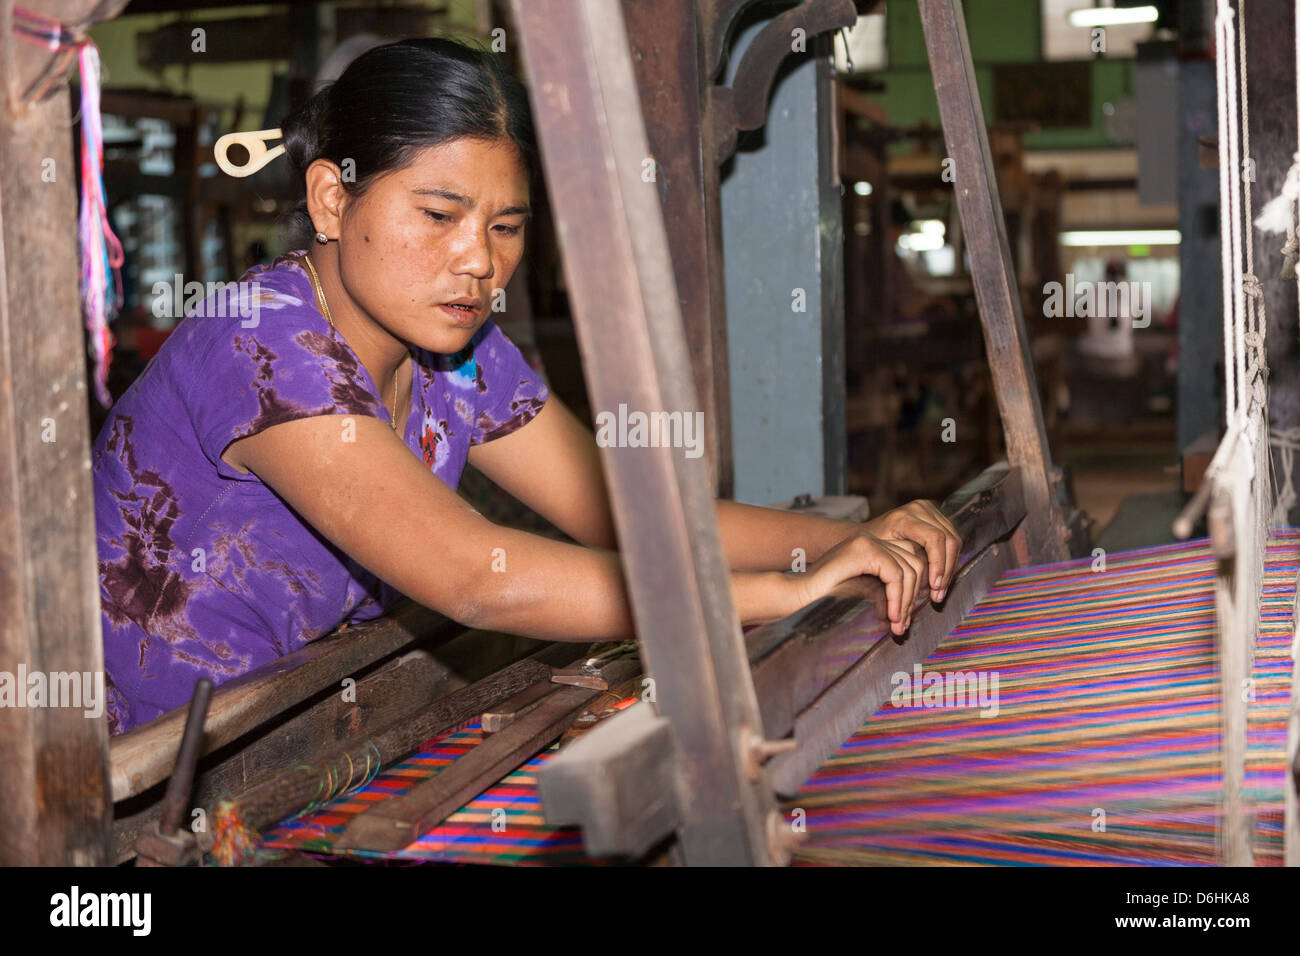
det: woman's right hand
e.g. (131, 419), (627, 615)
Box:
(787, 533), (928, 635)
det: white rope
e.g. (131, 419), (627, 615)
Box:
(1217, 0), (1241, 422)
(1238, 1), (1269, 405)
(1270, 427), (1300, 526)
(1212, 0), (1268, 866)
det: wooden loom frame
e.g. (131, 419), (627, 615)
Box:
(3, 0), (1288, 868)
(0, 0), (1077, 869)
(520, 0), (1082, 865)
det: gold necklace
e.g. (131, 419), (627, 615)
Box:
(302, 252), (403, 433)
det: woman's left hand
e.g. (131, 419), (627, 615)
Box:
(862, 500), (962, 601)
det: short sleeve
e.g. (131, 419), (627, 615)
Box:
(466, 320), (550, 445)
(184, 274), (388, 481)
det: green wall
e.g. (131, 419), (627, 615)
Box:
(872, 0), (1135, 150)
(88, 0), (482, 117)
(90, 6), (285, 114)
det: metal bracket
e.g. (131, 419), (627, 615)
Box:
(706, 0), (857, 165)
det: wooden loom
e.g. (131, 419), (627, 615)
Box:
(0, 0), (1294, 868)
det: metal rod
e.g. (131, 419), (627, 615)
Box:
(158, 678), (213, 835)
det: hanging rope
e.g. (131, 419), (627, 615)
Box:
(11, 7), (124, 407)
(1210, 0), (1276, 866)
(1237, 0), (1268, 405)
(76, 43), (124, 407)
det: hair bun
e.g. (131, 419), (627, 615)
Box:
(280, 85), (332, 176)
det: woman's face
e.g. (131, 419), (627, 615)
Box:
(332, 136), (530, 355)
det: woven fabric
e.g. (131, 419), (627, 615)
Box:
(262, 533), (1298, 866)
(785, 531), (1298, 866)
(261, 702), (637, 865)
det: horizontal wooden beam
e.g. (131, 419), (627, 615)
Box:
(767, 537), (1016, 795)
(747, 465), (1025, 739)
(109, 601), (465, 802)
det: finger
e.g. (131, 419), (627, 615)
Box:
(941, 526), (961, 594)
(885, 542), (919, 629)
(922, 504), (962, 594)
(894, 520), (946, 593)
(915, 503), (961, 597)
(916, 520), (950, 592)
(874, 551), (903, 628)
(894, 537), (929, 587)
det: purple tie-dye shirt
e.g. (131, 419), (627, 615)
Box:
(93, 252), (549, 735)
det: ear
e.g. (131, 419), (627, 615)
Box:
(304, 159), (346, 239)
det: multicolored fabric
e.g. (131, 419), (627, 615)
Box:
(94, 252), (549, 735)
(263, 533), (1297, 867)
(262, 702), (640, 865)
(787, 531), (1298, 866)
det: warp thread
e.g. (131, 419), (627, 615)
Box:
(206, 741), (383, 865)
(209, 800), (262, 867)
(76, 44), (123, 407)
(11, 9), (123, 405)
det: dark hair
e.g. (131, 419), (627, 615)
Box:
(280, 37), (536, 245)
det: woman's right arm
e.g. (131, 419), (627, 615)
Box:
(225, 415), (924, 639)
(223, 415), (804, 640)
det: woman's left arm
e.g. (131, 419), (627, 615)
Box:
(716, 499), (961, 600)
(469, 396), (961, 597)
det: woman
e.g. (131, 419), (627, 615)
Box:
(94, 38), (961, 735)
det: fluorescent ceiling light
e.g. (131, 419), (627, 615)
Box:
(1067, 5), (1159, 28)
(1060, 229), (1180, 246)
(898, 233), (946, 252)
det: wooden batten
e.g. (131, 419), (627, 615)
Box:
(536, 463), (1029, 857)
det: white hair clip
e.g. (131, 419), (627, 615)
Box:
(214, 128), (285, 178)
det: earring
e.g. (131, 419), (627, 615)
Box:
(315, 231), (328, 244)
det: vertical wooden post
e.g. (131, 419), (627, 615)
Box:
(918, 0), (1071, 563)
(621, 0), (734, 497)
(0, 0), (115, 864)
(513, 0), (777, 864)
